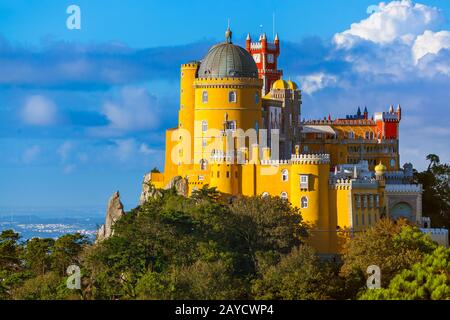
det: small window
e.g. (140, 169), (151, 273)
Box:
(281, 169), (289, 182)
(202, 120), (208, 133)
(198, 175), (204, 181)
(226, 171), (230, 178)
(348, 131), (355, 139)
(280, 192), (288, 200)
(202, 91), (208, 103)
(369, 195), (374, 208)
(355, 195), (361, 209)
(229, 91), (237, 103)
(200, 159), (208, 171)
(390, 159), (396, 168)
(202, 138), (207, 148)
(254, 92), (260, 104)
(375, 195), (380, 208)
(301, 196), (309, 209)
(226, 121), (237, 131)
(363, 195), (368, 209)
(300, 175), (309, 190)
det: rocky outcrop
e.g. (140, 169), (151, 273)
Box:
(139, 172), (163, 205)
(139, 174), (188, 205)
(166, 176), (188, 197)
(96, 191), (125, 243)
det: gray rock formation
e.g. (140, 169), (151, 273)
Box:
(139, 172), (163, 205)
(139, 174), (188, 205)
(167, 176), (188, 197)
(96, 191), (125, 243)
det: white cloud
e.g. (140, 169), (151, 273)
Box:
(298, 73), (338, 95)
(102, 87), (159, 132)
(22, 145), (41, 164)
(412, 30), (450, 63)
(21, 95), (58, 126)
(334, 0), (444, 48)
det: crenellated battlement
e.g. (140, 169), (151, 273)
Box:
(385, 184), (422, 193)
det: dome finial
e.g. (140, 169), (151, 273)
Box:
(225, 19), (232, 43)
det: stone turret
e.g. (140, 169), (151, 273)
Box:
(96, 191), (125, 243)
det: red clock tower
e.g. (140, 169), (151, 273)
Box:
(246, 33), (283, 95)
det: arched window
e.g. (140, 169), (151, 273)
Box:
(200, 159), (208, 171)
(281, 169), (289, 182)
(229, 91), (237, 103)
(202, 120), (208, 133)
(280, 192), (288, 200)
(202, 91), (208, 103)
(261, 192), (269, 198)
(348, 131), (355, 139)
(301, 196), (308, 209)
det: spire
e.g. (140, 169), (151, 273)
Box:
(246, 33), (251, 41)
(357, 106), (361, 116)
(397, 104), (402, 120)
(389, 104), (394, 113)
(275, 33), (279, 41)
(261, 32), (267, 40)
(225, 20), (232, 44)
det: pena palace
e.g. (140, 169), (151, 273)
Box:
(140, 28), (448, 254)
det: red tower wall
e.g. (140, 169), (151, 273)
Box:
(246, 35), (283, 95)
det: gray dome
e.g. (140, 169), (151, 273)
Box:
(198, 42), (258, 78)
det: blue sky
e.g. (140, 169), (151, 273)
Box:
(1, 0), (450, 210)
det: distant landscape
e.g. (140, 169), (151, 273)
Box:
(0, 207), (104, 241)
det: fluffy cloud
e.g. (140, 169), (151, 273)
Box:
(298, 73), (338, 95)
(334, 0), (444, 48)
(413, 30), (450, 63)
(21, 95), (58, 126)
(100, 87), (160, 133)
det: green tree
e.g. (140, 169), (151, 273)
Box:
(51, 233), (89, 276)
(24, 238), (55, 276)
(341, 219), (437, 289)
(0, 230), (22, 272)
(228, 196), (306, 274)
(251, 245), (333, 300)
(11, 271), (77, 300)
(415, 154), (450, 231)
(359, 246), (450, 300)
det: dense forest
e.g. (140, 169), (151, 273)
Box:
(0, 155), (449, 300)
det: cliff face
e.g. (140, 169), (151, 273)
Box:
(96, 191), (125, 243)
